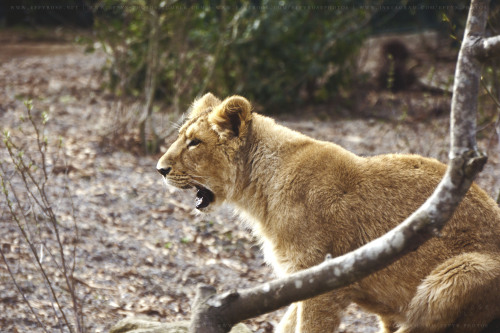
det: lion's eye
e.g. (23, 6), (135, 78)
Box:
(187, 138), (202, 148)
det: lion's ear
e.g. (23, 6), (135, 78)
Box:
(189, 93), (221, 119)
(209, 96), (252, 138)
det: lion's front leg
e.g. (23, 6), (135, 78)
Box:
(295, 292), (348, 333)
(275, 303), (297, 333)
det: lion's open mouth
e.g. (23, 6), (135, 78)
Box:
(195, 185), (214, 209)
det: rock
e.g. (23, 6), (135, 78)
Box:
(109, 317), (252, 333)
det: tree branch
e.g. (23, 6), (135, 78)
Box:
(450, 0), (488, 156)
(472, 35), (500, 61)
(188, 0), (496, 332)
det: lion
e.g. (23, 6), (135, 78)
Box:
(156, 93), (500, 333)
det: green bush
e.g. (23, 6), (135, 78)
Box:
(88, 0), (369, 111)
(212, 1), (369, 109)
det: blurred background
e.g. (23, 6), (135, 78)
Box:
(1, 1), (500, 333)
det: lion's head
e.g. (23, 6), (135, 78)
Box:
(156, 93), (252, 211)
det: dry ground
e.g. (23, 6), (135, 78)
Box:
(1, 34), (499, 333)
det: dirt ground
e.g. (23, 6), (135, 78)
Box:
(0, 33), (499, 333)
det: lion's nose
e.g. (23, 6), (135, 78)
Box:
(157, 167), (172, 177)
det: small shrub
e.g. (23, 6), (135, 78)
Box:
(87, 0), (370, 111)
(0, 101), (84, 333)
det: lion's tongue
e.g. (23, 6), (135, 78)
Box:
(195, 187), (214, 209)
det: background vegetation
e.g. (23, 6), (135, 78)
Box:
(75, 0), (496, 152)
(87, 0), (369, 110)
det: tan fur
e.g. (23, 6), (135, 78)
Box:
(157, 93), (500, 333)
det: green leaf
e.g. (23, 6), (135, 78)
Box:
(41, 111), (49, 125)
(23, 99), (33, 110)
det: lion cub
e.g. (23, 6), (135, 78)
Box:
(157, 93), (500, 333)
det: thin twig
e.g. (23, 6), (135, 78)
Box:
(481, 75), (500, 109)
(0, 246), (50, 333)
(1, 168), (69, 333)
(1, 105), (83, 332)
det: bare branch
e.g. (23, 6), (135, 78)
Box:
(0, 247), (50, 333)
(1, 103), (84, 332)
(472, 35), (500, 61)
(450, 0), (488, 157)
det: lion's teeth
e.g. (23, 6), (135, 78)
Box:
(195, 195), (204, 209)
(195, 187), (213, 209)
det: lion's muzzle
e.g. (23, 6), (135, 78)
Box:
(157, 167), (172, 177)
